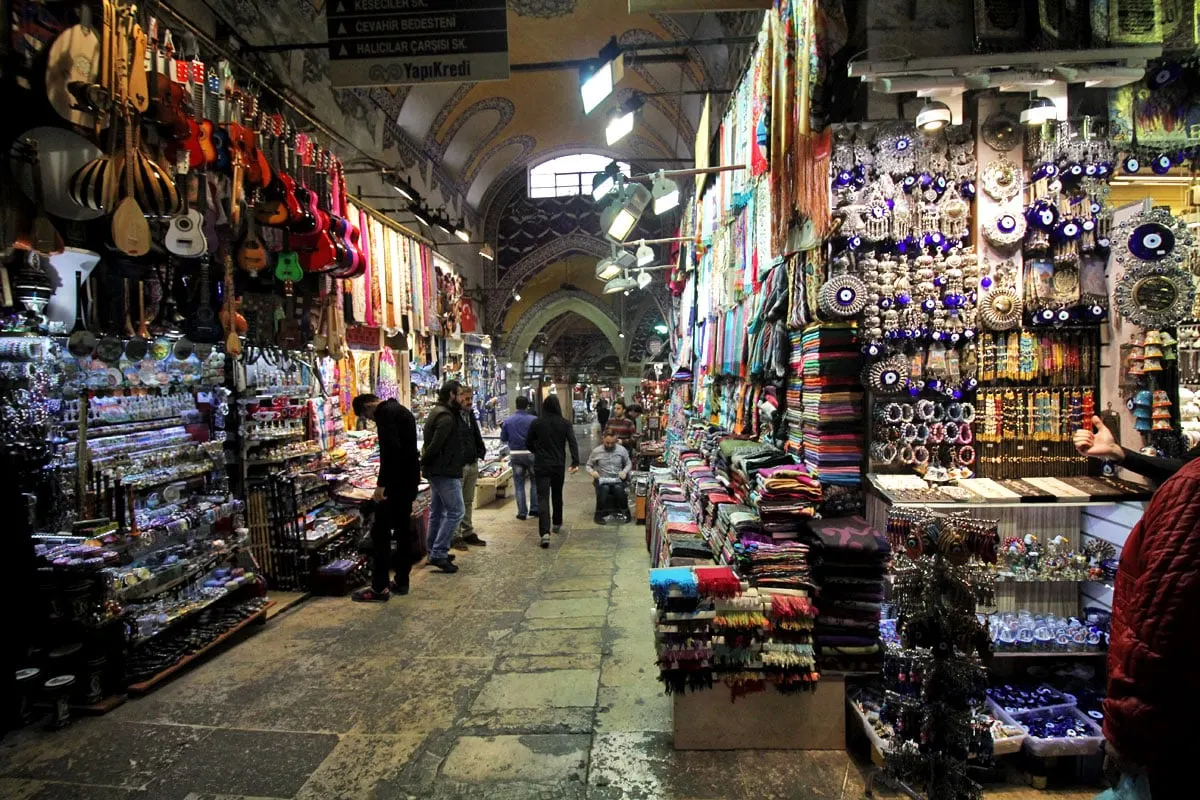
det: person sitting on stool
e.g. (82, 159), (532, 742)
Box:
(587, 430), (632, 525)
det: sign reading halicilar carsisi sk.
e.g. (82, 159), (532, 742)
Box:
(326, 0), (509, 88)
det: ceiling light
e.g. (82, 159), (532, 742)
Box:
(580, 39), (624, 114)
(600, 183), (651, 242)
(505, 362), (513, 368)
(651, 171), (679, 215)
(453, 220), (470, 242)
(387, 174), (416, 202)
(410, 205), (431, 227)
(592, 162), (622, 202)
(1020, 96), (1058, 125)
(479, 243), (495, 261)
(434, 214), (453, 236)
(605, 93), (644, 146)
(596, 257), (622, 281)
(636, 271), (653, 290)
(653, 322), (668, 334)
(618, 331), (626, 338)
(513, 292), (522, 302)
(915, 99), (952, 133)
(603, 275), (638, 294)
(636, 241), (654, 266)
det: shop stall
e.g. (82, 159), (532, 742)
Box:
(641, 2), (1198, 795)
(1, 1), (466, 730)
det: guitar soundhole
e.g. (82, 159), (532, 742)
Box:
(176, 219), (192, 232)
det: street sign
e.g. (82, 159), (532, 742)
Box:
(326, 0), (510, 88)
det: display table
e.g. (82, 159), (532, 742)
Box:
(476, 467), (513, 508)
(672, 677), (846, 750)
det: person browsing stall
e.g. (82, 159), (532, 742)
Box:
(587, 430), (632, 525)
(525, 395), (579, 549)
(604, 399), (636, 451)
(451, 385), (487, 550)
(350, 394), (421, 603)
(500, 396), (539, 521)
(1073, 415), (1199, 484)
(420, 381), (468, 573)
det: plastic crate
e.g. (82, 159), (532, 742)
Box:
(1009, 706), (1105, 758)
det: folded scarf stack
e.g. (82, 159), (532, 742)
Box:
(805, 516), (891, 672)
(785, 330), (806, 457)
(799, 324), (864, 487)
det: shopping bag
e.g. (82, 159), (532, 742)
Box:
(1094, 774), (1152, 800)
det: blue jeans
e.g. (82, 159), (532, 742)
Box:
(510, 453), (539, 516)
(427, 476), (464, 561)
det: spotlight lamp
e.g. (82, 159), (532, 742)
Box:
(653, 322), (669, 334)
(636, 271), (653, 290)
(651, 170), (680, 215)
(596, 257), (622, 281)
(601, 183), (652, 242)
(453, 220), (470, 242)
(636, 240), (654, 267)
(605, 93), (644, 146)
(603, 274), (638, 294)
(592, 161), (622, 202)
(580, 38), (624, 114)
(385, 173), (416, 202)
(1020, 96), (1058, 126)
(410, 204), (432, 227)
(513, 292), (522, 302)
(916, 99), (952, 133)
(479, 244), (496, 261)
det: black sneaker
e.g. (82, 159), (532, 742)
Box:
(389, 580), (409, 595)
(428, 558), (459, 573)
(463, 533), (487, 546)
(451, 538), (470, 552)
(552, 525), (562, 534)
(594, 516), (607, 526)
(516, 514), (528, 520)
(351, 587), (390, 603)
(539, 534), (550, 548)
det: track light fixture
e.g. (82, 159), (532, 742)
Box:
(410, 203), (432, 227)
(636, 271), (653, 290)
(592, 162), (622, 202)
(580, 37), (624, 114)
(453, 219), (470, 242)
(479, 243), (495, 261)
(915, 99), (952, 133)
(605, 93), (644, 146)
(600, 183), (651, 242)
(1020, 95), (1058, 125)
(603, 273), (638, 294)
(596, 245), (635, 281)
(651, 170), (680, 215)
(635, 240), (654, 267)
(384, 172), (417, 202)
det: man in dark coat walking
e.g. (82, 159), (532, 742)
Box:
(350, 394), (422, 603)
(525, 395), (579, 548)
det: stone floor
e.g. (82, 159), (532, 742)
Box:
(0, 454), (1098, 799)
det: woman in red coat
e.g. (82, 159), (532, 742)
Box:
(1103, 456), (1200, 795)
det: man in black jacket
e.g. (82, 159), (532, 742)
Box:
(420, 381), (467, 573)
(350, 394), (422, 602)
(451, 385), (488, 550)
(525, 394), (580, 548)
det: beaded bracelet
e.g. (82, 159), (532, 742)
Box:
(957, 424), (974, 445)
(878, 443), (897, 464)
(943, 422), (960, 443)
(900, 403), (915, 422)
(915, 423), (930, 443)
(916, 400), (936, 421)
(881, 403), (904, 423)
(946, 402), (964, 422)
(913, 445), (930, 465)
(932, 403), (947, 422)
(901, 423), (919, 443)
(958, 445), (976, 465)
(929, 423), (946, 443)
(960, 403), (976, 423)
(899, 445), (916, 465)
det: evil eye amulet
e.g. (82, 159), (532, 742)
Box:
(1057, 309), (1071, 322)
(1057, 219), (1082, 240)
(835, 171), (854, 187)
(1040, 308), (1056, 322)
(1150, 61), (1182, 89)
(1129, 222), (1176, 261)
(848, 235), (863, 249)
(922, 299), (937, 312)
(960, 181), (975, 199)
(1031, 203), (1058, 231)
(1152, 154), (1172, 174)
(1097, 162), (1112, 177)
(1123, 156), (1141, 174)
(1064, 162), (1085, 182)
(902, 175), (918, 192)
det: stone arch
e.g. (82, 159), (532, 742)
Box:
(486, 235), (614, 332)
(502, 290), (624, 363)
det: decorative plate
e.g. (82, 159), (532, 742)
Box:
(1114, 261), (1197, 328)
(981, 112), (1021, 152)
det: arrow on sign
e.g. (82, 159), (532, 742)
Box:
(339, 45), (348, 56)
(337, 23), (347, 35)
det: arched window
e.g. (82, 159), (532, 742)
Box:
(528, 154), (630, 198)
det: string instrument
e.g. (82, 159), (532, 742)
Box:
(236, 96), (271, 188)
(330, 157), (364, 278)
(292, 141), (336, 273)
(179, 35), (212, 168)
(126, 17), (149, 112)
(220, 173), (247, 356)
(44, 3), (103, 129)
(288, 128), (318, 234)
(164, 157), (205, 257)
(188, 254), (221, 344)
(274, 248), (304, 348)
(147, 20), (190, 140)
(207, 68), (231, 172)
(236, 195), (269, 272)
(110, 10), (150, 257)
(14, 140), (66, 255)
(256, 116), (295, 226)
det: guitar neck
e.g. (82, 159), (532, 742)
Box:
(198, 258), (211, 309)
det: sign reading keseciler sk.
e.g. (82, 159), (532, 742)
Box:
(327, 0), (510, 88)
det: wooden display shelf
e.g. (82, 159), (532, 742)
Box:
(127, 602), (273, 696)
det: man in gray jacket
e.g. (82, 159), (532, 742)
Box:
(420, 381), (467, 573)
(586, 430), (632, 525)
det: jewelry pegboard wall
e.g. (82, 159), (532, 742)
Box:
(828, 122), (982, 480)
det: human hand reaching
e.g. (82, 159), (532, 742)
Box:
(569, 466), (579, 474)
(1073, 415), (1124, 461)
(372, 485), (387, 502)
